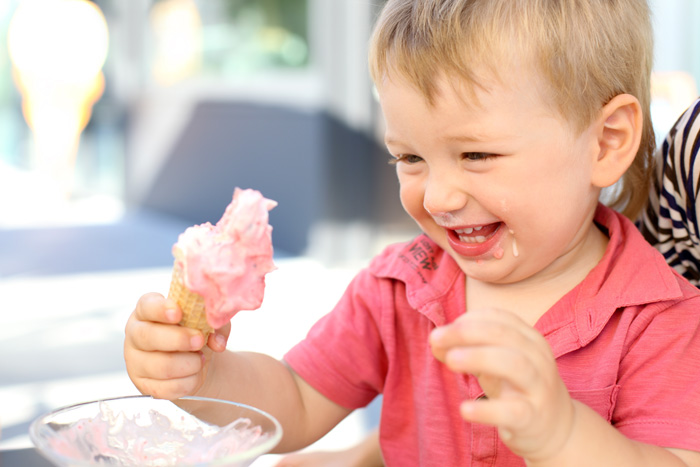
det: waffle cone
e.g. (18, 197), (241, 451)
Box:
(168, 261), (214, 338)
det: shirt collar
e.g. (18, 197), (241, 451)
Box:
(371, 204), (683, 339)
(540, 204), (683, 353)
(370, 234), (462, 325)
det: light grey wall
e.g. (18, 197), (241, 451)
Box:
(650, 0), (700, 84)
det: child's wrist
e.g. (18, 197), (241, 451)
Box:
(524, 398), (578, 466)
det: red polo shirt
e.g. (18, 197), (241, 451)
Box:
(284, 205), (700, 465)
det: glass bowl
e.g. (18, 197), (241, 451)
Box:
(29, 395), (283, 466)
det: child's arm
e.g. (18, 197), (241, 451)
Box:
(429, 308), (700, 466)
(535, 401), (700, 466)
(123, 292), (351, 452)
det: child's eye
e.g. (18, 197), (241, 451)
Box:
(463, 152), (497, 161)
(388, 154), (424, 165)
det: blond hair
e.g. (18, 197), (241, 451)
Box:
(369, 0), (655, 219)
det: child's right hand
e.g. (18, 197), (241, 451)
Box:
(123, 292), (230, 400)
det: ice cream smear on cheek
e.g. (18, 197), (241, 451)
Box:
(509, 229), (519, 257)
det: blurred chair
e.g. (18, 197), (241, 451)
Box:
(128, 100), (399, 256)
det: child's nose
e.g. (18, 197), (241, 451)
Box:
(422, 175), (467, 216)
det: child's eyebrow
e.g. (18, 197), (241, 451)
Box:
(444, 134), (485, 143)
(385, 130), (511, 147)
(385, 133), (487, 146)
(443, 130), (507, 143)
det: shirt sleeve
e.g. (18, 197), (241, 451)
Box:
(283, 268), (388, 410)
(613, 286), (700, 452)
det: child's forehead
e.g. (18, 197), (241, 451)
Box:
(381, 57), (553, 111)
(378, 64), (577, 141)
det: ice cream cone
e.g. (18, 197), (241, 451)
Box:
(168, 188), (276, 334)
(168, 260), (214, 338)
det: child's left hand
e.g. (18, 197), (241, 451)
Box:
(430, 308), (575, 462)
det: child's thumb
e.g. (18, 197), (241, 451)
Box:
(207, 324), (231, 352)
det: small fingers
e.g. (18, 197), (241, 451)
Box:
(207, 323), (231, 353)
(124, 347), (206, 400)
(460, 395), (577, 460)
(430, 308), (547, 362)
(136, 350), (204, 381)
(206, 333), (228, 352)
(138, 373), (205, 400)
(444, 346), (539, 393)
(460, 397), (534, 434)
(126, 316), (205, 352)
(133, 292), (180, 324)
(124, 293), (216, 400)
(125, 294), (205, 353)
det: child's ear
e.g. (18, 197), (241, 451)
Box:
(590, 94), (643, 188)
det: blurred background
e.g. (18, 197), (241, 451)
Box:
(0, 0), (698, 463)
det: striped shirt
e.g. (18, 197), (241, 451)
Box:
(639, 97), (700, 286)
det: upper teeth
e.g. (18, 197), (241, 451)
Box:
(455, 226), (483, 235)
(454, 226), (487, 243)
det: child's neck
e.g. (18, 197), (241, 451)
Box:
(466, 277), (573, 327)
(465, 224), (609, 327)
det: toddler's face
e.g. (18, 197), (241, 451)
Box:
(379, 71), (605, 285)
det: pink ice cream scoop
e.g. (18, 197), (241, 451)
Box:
(171, 188), (277, 329)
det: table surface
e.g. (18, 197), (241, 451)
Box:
(0, 260), (377, 465)
(0, 448), (53, 467)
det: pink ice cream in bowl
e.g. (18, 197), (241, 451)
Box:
(30, 396), (283, 466)
(29, 188), (282, 466)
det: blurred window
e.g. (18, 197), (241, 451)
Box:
(0, 0), (309, 207)
(148, 0), (309, 85)
(0, 0), (25, 168)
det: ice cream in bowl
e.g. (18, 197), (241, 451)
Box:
(29, 395), (283, 466)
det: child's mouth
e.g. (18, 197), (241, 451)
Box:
(446, 222), (503, 257)
(453, 223), (501, 243)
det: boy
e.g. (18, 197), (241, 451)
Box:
(124, 1), (700, 465)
